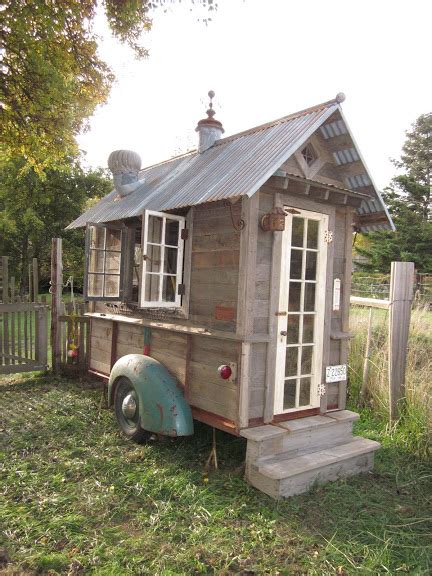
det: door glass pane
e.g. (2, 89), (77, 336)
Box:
(303, 315), (315, 343)
(164, 247), (178, 274)
(104, 275), (120, 298)
(299, 378), (311, 406)
(148, 215), (163, 244)
(165, 220), (179, 246)
(162, 275), (176, 302)
(307, 220), (318, 249)
(283, 379), (296, 409)
(291, 217), (304, 247)
(88, 274), (103, 297)
(106, 229), (121, 250)
(145, 274), (160, 301)
(304, 283), (316, 312)
(105, 251), (121, 274)
(285, 347), (298, 377)
(288, 282), (301, 311)
(290, 249), (302, 279)
(147, 245), (161, 272)
(287, 315), (300, 344)
(301, 345), (313, 375)
(305, 252), (317, 280)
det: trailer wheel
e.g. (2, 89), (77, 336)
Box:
(114, 377), (150, 443)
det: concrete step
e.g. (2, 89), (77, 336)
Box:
(246, 437), (380, 499)
(241, 410), (359, 461)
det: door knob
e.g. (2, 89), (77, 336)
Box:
(280, 330), (287, 336)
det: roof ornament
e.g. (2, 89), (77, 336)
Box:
(196, 90), (224, 153)
(336, 92), (346, 104)
(107, 150), (145, 197)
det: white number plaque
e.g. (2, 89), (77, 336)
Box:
(326, 364), (347, 383)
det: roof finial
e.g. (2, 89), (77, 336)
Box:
(336, 92), (346, 104)
(207, 90), (216, 119)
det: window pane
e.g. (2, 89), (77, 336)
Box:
(288, 282), (301, 311)
(285, 347), (298, 377)
(303, 315), (315, 343)
(147, 245), (161, 273)
(283, 379), (296, 409)
(90, 226), (105, 249)
(148, 215), (163, 244)
(105, 251), (121, 274)
(89, 249), (105, 274)
(165, 220), (179, 246)
(304, 283), (316, 312)
(106, 229), (121, 250)
(287, 315), (300, 344)
(104, 275), (120, 298)
(301, 345), (313, 375)
(305, 251), (317, 280)
(164, 247), (178, 274)
(88, 274), (103, 297)
(307, 219), (318, 249)
(299, 377), (311, 406)
(145, 274), (160, 301)
(289, 249), (302, 279)
(162, 275), (176, 302)
(291, 217), (304, 247)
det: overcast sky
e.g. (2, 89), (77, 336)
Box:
(77, 0), (431, 191)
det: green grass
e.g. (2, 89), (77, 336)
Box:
(1, 375), (431, 575)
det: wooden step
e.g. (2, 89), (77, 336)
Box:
(241, 410), (359, 461)
(246, 437), (380, 499)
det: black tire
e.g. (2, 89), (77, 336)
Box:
(114, 377), (150, 443)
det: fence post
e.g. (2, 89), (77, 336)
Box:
(51, 238), (63, 374)
(388, 261), (414, 420)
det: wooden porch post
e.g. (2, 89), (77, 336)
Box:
(51, 238), (62, 374)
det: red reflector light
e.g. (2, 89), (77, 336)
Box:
(218, 364), (232, 380)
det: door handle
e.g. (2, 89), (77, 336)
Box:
(280, 330), (287, 336)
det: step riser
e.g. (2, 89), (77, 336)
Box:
(246, 420), (354, 463)
(247, 451), (375, 499)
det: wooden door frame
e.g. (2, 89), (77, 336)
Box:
(263, 192), (335, 423)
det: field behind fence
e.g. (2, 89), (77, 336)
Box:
(352, 271), (432, 305)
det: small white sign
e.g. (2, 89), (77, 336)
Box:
(326, 364), (347, 383)
(333, 278), (341, 311)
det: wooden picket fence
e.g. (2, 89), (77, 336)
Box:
(0, 256), (49, 374)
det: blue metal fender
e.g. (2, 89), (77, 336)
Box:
(108, 354), (194, 437)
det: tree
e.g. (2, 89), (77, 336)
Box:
(355, 113), (432, 273)
(0, 157), (112, 290)
(0, 0), (215, 174)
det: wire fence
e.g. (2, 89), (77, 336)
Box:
(351, 273), (432, 305)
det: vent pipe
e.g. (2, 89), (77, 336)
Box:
(108, 150), (145, 197)
(196, 90), (224, 153)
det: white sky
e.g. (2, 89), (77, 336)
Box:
(77, 0), (432, 191)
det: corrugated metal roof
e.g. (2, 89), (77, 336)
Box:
(67, 98), (394, 233)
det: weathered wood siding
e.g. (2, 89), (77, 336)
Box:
(189, 201), (241, 331)
(89, 318), (112, 375)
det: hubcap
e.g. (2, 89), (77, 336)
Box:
(122, 393), (137, 419)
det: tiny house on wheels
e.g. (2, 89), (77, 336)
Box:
(68, 93), (393, 498)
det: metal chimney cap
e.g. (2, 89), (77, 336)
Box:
(108, 150), (142, 175)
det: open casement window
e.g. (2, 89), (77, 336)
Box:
(140, 211), (185, 308)
(84, 223), (127, 301)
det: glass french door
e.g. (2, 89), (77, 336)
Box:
(274, 208), (328, 414)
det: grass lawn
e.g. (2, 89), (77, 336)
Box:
(1, 374), (431, 575)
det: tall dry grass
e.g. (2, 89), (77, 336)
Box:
(348, 305), (432, 459)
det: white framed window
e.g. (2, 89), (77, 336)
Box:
(140, 210), (185, 308)
(84, 223), (126, 301)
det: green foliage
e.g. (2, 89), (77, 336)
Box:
(356, 113), (432, 273)
(1, 374), (431, 574)
(0, 157), (112, 289)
